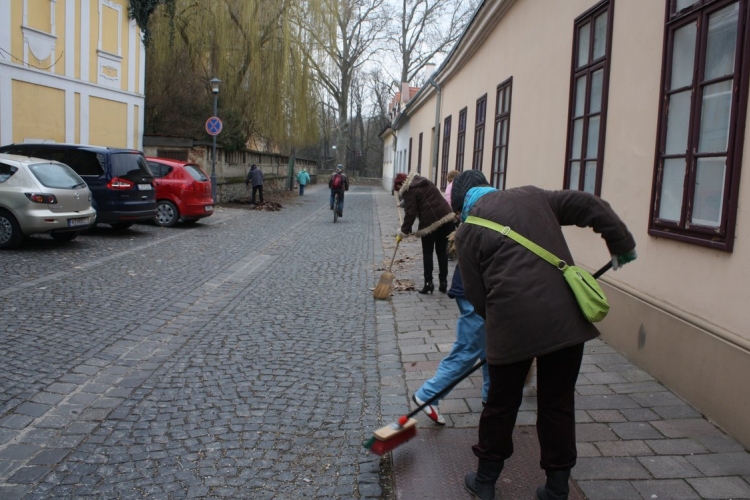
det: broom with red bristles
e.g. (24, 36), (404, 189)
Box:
(363, 358), (487, 455)
(363, 261), (613, 456)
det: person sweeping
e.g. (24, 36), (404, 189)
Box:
(451, 170), (637, 500)
(411, 263), (489, 424)
(393, 172), (456, 294)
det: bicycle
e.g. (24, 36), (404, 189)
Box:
(333, 191), (341, 223)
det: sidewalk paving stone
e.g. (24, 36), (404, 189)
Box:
(686, 452), (750, 476)
(637, 455), (703, 478)
(574, 457), (651, 480)
(687, 476), (750, 497)
(577, 480), (641, 499)
(631, 479), (701, 499)
(610, 421), (664, 440)
(646, 438), (709, 455)
(595, 440), (653, 457)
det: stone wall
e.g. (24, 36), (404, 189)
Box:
(143, 136), (318, 203)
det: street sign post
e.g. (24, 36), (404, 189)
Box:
(206, 116), (222, 201)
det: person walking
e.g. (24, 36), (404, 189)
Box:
(444, 170), (461, 261)
(451, 170), (637, 500)
(393, 172), (455, 294)
(444, 169), (460, 204)
(297, 168), (310, 196)
(412, 264), (490, 425)
(245, 164), (264, 204)
(329, 165), (349, 217)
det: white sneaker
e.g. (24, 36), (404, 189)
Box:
(412, 394), (445, 425)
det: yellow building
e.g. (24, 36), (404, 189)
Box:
(0, 0), (145, 149)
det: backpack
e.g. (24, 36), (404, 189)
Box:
(331, 173), (343, 189)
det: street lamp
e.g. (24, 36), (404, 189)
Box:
(209, 77), (221, 201)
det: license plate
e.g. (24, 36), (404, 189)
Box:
(137, 184), (153, 190)
(68, 217), (90, 227)
(204, 205), (213, 212)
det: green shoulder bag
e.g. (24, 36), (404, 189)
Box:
(464, 216), (610, 322)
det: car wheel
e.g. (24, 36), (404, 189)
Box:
(110, 222), (134, 230)
(50, 231), (80, 242)
(155, 200), (179, 227)
(0, 210), (24, 250)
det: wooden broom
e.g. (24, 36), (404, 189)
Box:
(373, 239), (400, 300)
(373, 196), (404, 300)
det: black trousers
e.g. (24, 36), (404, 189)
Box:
(420, 222), (452, 283)
(252, 185), (264, 203)
(472, 342), (584, 471)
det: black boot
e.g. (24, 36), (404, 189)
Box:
(438, 277), (447, 293)
(536, 469), (570, 500)
(464, 459), (504, 500)
(418, 281), (434, 294)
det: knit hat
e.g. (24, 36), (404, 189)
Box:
(393, 173), (408, 191)
(451, 170), (489, 212)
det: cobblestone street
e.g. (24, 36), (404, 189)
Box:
(1, 184), (389, 499)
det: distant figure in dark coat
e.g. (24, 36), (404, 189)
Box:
(245, 164), (264, 204)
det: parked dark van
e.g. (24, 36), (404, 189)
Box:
(0, 143), (156, 229)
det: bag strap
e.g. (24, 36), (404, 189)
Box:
(464, 215), (568, 271)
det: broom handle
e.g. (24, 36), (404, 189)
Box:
(593, 261), (612, 279)
(407, 261), (611, 419)
(387, 239), (400, 273)
(388, 194), (402, 273)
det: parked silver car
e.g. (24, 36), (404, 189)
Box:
(0, 153), (96, 249)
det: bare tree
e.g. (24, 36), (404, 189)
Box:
(298, 0), (390, 167)
(337, 67), (396, 177)
(391, 0), (477, 85)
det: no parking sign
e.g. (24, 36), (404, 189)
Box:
(206, 117), (223, 136)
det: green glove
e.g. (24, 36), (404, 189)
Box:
(611, 249), (637, 270)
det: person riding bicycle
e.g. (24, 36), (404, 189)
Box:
(329, 165), (349, 217)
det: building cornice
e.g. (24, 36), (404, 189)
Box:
(401, 0), (517, 119)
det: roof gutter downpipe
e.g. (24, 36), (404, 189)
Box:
(426, 74), (441, 185)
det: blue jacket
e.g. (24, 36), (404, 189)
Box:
(297, 170), (310, 185)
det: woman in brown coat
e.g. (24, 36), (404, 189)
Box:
(452, 170), (636, 500)
(394, 172), (456, 294)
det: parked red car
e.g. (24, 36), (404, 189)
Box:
(146, 157), (214, 227)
